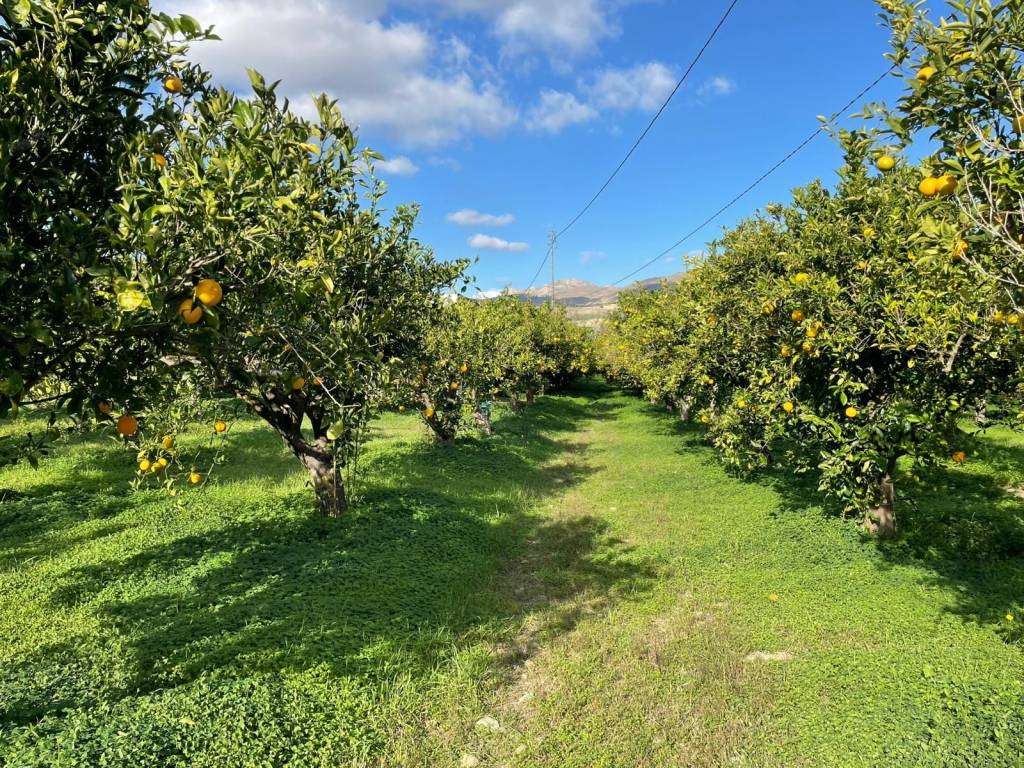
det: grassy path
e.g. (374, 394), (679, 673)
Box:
(1, 381), (1023, 766)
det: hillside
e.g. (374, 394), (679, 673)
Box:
(507, 272), (687, 327)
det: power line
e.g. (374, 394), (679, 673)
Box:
(610, 65), (896, 287)
(555, 0), (742, 241)
(523, 0), (741, 294)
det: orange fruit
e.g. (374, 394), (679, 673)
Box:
(398, 405), (406, 412)
(762, 302), (776, 315)
(214, 420), (227, 433)
(876, 156), (895, 171)
(936, 174), (958, 196)
(460, 364), (469, 374)
(856, 260), (868, 270)
(139, 459), (151, 472)
(450, 381), (459, 391)
(802, 341), (814, 354)
(791, 309), (805, 322)
(98, 401), (112, 415)
(161, 435), (175, 450)
(178, 298), (203, 324)
(916, 65), (937, 81)
(424, 407), (435, 419)
(190, 472), (202, 485)
(156, 457), (169, 469)
(953, 239), (968, 258)
(194, 278), (223, 306)
(1008, 314), (1021, 326)
(952, 451), (966, 464)
(792, 272), (811, 285)
(737, 399), (747, 409)
(845, 406), (859, 419)
(862, 226), (877, 239)
(919, 177), (939, 197)
(781, 344), (794, 357)
(782, 401), (795, 414)
(291, 377), (306, 391)
(154, 153), (167, 169)
(116, 414), (138, 436)
(163, 76), (183, 94)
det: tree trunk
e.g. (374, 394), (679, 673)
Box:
(473, 409), (493, 435)
(864, 472), (896, 537)
(301, 449), (347, 517)
(508, 394), (521, 413)
(525, 389), (536, 405)
(975, 399), (988, 426)
(674, 397), (691, 421)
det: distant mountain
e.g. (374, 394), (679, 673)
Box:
(507, 272), (686, 308)
(501, 272), (688, 328)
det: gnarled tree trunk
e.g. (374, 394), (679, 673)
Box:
(473, 409), (492, 435)
(864, 458), (899, 537)
(296, 438), (347, 517)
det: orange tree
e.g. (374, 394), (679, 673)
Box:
(0, 0), (211, 464)
(874, 0), (1024, 308)
(603, 138), (1019, 534)
(531, 303), (594, 392)
(110, 74), (465, 515)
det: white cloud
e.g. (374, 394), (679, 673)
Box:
(527, 89), (597, 133)
(580, 250), (606, 265)
(448, 209), (515, 227)
(697, 76), (736, 97)
(491, 0), (613, 62)
(174, 0), (517, 148)
(587, 63), (677, 111)
(375, 155), (420, 176)
(469, 233), (529, 252)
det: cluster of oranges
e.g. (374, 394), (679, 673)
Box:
(178, 279), (223, 325)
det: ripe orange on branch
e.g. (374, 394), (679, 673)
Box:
(214, 420), (227, 433)
(194, 279), (223, 306)
(919, 177), (939, 197)
(163, 76), (183, 94)
(98, 401), (112, 415)
(876, 156), (896, 171)
(178, 298), (203, 324)
(116, 414), (138, 436)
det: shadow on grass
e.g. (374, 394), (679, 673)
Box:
(1, 383), (656, 730)
(637, 399), (1024, 639)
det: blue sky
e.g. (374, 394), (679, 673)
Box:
(168, 0), (918, 294)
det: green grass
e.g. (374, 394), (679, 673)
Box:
(1, 380), (1023, 766)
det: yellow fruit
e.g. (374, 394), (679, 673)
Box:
(951, 239), (968, 259)
(781, 344), (794, 357)
(737, 399), (747, 409)
(876, 156), (896, 171)
(161, 435), (175, 450)
(919, 177), (940, 197)
(190, 472), (202, 485)
(863, 226), (877, 239)
(139, 459), (151, 472)
(782, 401), (795, 413)
(704, 375), (715, 386)
(845, 406), (859, 419)
(768, 593), (779, 603)
(699, 414), (709, 424)
(762, 302), (776, 315)
(793, 272), (811, 285)
(1008, 314), (1021, 326)
(178, 298), (203, 324)
(916, 65), (937, 81)
(802, 341), (814, 354)
(150, 463), (160, 473)
(450, 381), (459, 391)
(214, 419), (227, 433)
(163, 76), (183, 94)
(460, 364), (469, 374)
(98, 401), (112, 415)
(856, 260), (868, 271)
(936, 174), (958, 196)
(154, 153), (167, 169)
(398, 405), (406, 412)
(791, 309), (805, 322)
(312, 377), (323, 387)
(953, 50), (972, 63)
(156, 457), (169, 468)
(292, 377), (306, 391)
(194, 278), (223, 306)
(994, 311), (1006, 324)
(116, 414), (138, 436)
(952, 451), (966, 464)
(424, 407), (435, 419)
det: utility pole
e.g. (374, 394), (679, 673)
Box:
(548, 230), (557, 306)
